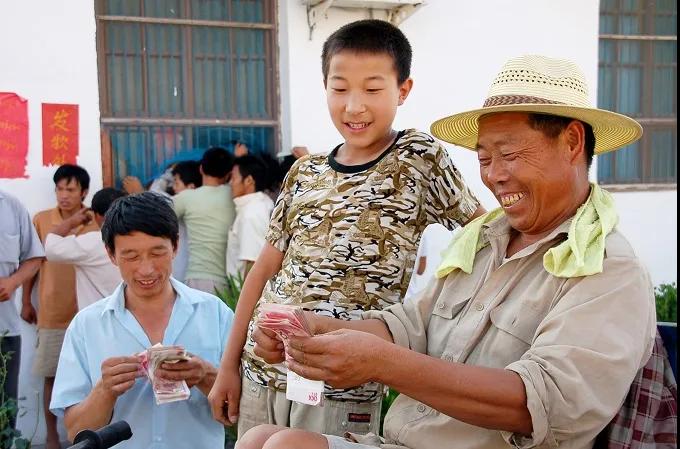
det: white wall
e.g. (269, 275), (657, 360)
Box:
(0, 1), (100, 445)
(279, 0), (676, 285)
(612, 190), (677, 286)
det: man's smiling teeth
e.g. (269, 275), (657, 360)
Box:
(347, 122), (368, 129)
(501, 192), (525, 207)
(138, 279), (156, 286)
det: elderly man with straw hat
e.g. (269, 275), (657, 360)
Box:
(237, 55), (656, 449)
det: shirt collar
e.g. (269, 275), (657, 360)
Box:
(101, 277), (204, 317)
(482, 214), (573, 258)
(233, 191), (267, 208)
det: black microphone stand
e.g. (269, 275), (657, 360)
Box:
(66, 421), (133, 449)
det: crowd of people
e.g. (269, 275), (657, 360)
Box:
(0, 17), (671, 449)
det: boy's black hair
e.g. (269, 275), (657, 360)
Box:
(200, 146), (234, 179)
(234, 154), (274, 192)
(172, 160), (203, 188)
(101, 192), (179, 252)
(322, 19), (412, 85)
(53, 164), (90, 191)
(91, 188), (126, 217)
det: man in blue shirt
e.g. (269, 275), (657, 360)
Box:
(50, 192), (234, 449)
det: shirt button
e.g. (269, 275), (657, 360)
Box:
(154, 436), (162, 442)
(437, 303), (445, 310)
(341, 421), (348, 428)
(417, 404), (426, 413)
(250, 385), (258, 393)
(444, 355), (454, 362)
(474, 302), (485, 311)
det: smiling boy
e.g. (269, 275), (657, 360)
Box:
(208, 19), (484, 437)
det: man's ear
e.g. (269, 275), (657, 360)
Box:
(398, 78), (414, 106)
(564, 120), (587, 166)
(81, 189), (89, 201)
(106, 247), (119, 267)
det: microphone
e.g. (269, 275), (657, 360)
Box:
(68, 421), (133, 449)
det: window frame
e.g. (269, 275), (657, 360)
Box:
(597, 0), (677, 189)
(94, 0), (280, 187)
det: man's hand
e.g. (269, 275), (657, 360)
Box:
(291, 146), (309, 159)
(234, 142), (249, 157)
(0, 277), (17, 302)
(207, 365), (242, 426)
(155, 355), (207, 389)
(20, 302), (37, 324)
(122, 176), (144, 194)
(286, 329), (385, 389)
(50, 207), (93, 237)
(252, 327), (285, 364)
(99, 356), (144, 399)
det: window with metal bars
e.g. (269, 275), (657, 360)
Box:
(597, 0), (676, 186)
(95, 0), (279, 187)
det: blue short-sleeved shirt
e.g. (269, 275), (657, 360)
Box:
(50, 278), (234, 449)
(0, 189), (45, 335)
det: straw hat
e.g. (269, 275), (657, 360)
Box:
(430, 55), (642, 154)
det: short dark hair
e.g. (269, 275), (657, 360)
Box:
(234, 155), (271, 192)
(172, 160), (202, 188)
(526, 113), (595, 169)
(200, 147), (234, 179)
(101, 192), (179, 253)
(53, 164), (90, 191)
(91, 188), (126, 216)
(322, 19), (412, 85)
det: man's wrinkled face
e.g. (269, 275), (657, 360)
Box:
(108, 231), (176, 301)
(476, 112), (576, 237)
(55, 178), (86, 213)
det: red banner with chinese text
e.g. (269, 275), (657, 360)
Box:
(42, 103), (79, 166)
(0, 93), (29, 178)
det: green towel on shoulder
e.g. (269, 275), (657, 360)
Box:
(436, 184), (618, 279)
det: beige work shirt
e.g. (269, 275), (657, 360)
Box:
(365, 216), (655, 449)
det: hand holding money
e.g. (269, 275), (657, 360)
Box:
(140, 344), (192, 404)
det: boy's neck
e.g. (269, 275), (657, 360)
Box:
(336, 129), (398, 166)
(202, 175), (224, 186)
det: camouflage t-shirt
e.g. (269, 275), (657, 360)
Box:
(243, 129), (480, 401)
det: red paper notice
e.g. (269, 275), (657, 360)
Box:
(0, 93), (29, 178)
(42, 103), (79, 166)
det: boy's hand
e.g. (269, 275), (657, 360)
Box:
(0, 276), (17, 302)
(252, 327), (285, 364)
(208, 365), (241, 426)
(20, 302), (37, 324)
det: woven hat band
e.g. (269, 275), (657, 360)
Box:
(482, 95), (565, 108)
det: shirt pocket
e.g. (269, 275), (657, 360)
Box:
(487, 302), (541, 367)
(430, 290), (471, 320)
(0, 233), (20, 264)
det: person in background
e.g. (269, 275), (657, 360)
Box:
(170, 160), (203, 282)
(226, 155), (275, 279)
(0, 189), (44, 449)
(44, 188), (126, 309)
(403, 223), (456, 302)
(23, 164), (99, 449)
(173, 147), (235, 294)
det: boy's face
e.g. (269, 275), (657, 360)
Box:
(326, 51), (412, 153)
(229, 165), (253, 198)
(173, 174), (194, 194)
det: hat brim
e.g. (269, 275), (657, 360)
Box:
(430, 104), (643, 154)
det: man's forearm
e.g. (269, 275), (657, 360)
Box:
(315, 316), (394, 342)
(64, 381), (117, 442)
(375, 342), (532, 436)
(21, 271), (38, 306)
(12, 258), (43, 289)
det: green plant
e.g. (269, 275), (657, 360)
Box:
(655, 282), (677, 323)
(380, 388), (399, 434)
(215, 273), (245, 313)
(0, 333), (29, 449)
(214, 274), (245, 444)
